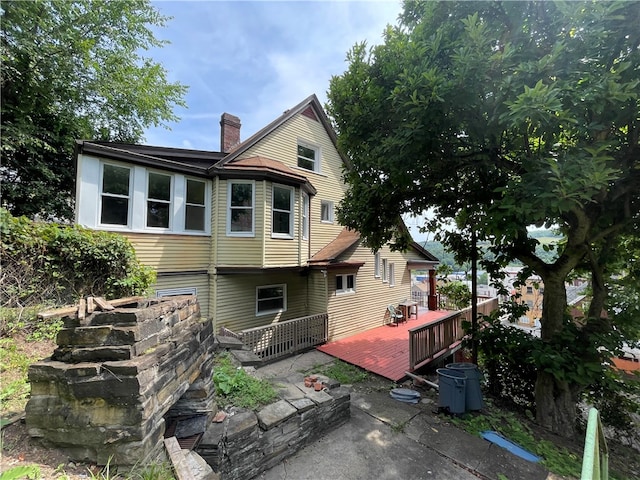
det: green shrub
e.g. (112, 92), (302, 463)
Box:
(0, 208), (155, 307)
(475, 313), (538, 412)
(212, 354), (278, 410)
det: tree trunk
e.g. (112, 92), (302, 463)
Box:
(535, 372), (578, 436)
(535, 273), (577, 436)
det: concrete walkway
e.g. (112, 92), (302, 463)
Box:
(251, 350), (550, 480)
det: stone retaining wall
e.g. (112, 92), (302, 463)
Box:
(26, 295), (216, 466)
(25, 295), (352, 478)
(198, 386), (351, 480)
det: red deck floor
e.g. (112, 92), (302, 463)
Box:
(317, 309), (451, 382)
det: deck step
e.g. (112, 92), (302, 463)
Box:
(230, 349), (262, 367)
(215, 335), (244, 350)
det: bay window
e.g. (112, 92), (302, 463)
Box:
(272, 185), (293, 238)
(228, 181), (254, 235)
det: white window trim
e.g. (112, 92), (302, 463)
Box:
(336, 273), (356, 295)
(227, 180), (255, 237)
(145, 170), (173, 230)
(374, 252), (381, 278)
(389, 263), (395, 287)
(256, 284), (287, 316)
(99, 162), (132, 229)
(321, 200), (334, 223)
(296, 139), (321, 174)
(271, 184), (294, 239)
(382, 258), (388, 283)
(301, 192), (309, 240)
(80, 157), (210, 235)
(184, 177), (208, 232)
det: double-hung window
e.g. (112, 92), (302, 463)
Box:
(146, 172), (172, 229)
(382, 258), (388, 283)
(256, 284), (286, 315)
(389, 263), (395, 287)
(100, 164), (131, 226)
(374, 252), (381, 278)
(272, 185), (294, 238)
(228, 181), (254, 236)
(321, 200), (334, 223)
(84, 159), (210, 234)
(297, 142), (319, 172)
(336, 274), (356, 294)
(185, 179), (206, 231)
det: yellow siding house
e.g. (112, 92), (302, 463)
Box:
(75, 95), (439, 341)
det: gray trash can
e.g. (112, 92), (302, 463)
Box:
(436, 368), (466, 414)
(446, 362), (484, 411)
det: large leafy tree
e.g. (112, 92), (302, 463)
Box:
(327, 0), (639, 436)
(1, 0), (187, 220)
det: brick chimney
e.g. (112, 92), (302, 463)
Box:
(220, 113), (241, 153)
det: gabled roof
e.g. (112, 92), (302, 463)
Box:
(211, 94), (349, 173)
(309, 228), (362, 267)
(409, 241), (440, 263)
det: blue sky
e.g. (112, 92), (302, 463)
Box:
(143, 0), (402, 151)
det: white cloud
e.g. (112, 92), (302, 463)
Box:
(143, 0), (402, 150)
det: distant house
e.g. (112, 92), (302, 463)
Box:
(75, 94), (439, 341)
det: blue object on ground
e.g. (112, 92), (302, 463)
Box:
(480, 430), (541, 463)
(390, 388), (420, 403)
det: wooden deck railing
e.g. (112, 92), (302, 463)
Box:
(409, 298), (499, 370)
(239, 313), (329, 364)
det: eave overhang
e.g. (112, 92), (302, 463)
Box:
(213, 156), (317, 196)
(406, 260), (439, 270)
(76, 141), (215, 178)
(308, 261), (366, 270)
(215, 265), (307, 275)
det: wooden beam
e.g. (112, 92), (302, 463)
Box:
(38, 295), (143, 319)
(93, 297), (115, 311)
(38, 306), (78, 320)
(77, 298), (86, 320)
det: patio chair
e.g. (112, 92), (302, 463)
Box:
(387, 304), (404, 326)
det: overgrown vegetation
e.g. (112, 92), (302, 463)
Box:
(1, 208), (155, 307)
(0, 459), (176, 480)
(212, 354), (278, 410)
(0, 307), (63, 414)
(451, 405), (584, 478)
(451, 398), (638, 480)
(474, 310), (640, 449)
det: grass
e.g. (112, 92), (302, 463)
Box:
(449, 400), (638, 480)
(0, 306), (63, 416)
(212, 353), (278, 410)
(0, 460), (177, 480)
(306, 359), (369, 384)
(451, 405), (583, 477)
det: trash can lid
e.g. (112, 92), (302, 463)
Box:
(436, 368), (466, 379)
(446, 363), (478, 370)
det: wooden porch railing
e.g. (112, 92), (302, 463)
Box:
(409, 297), (499, 370)
(238, 313), (329, 364)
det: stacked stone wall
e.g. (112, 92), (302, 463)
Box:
(26, 295), (216, 466)
(198, 386), (351, 480)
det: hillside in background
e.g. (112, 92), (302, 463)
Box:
(417, 229), (562, 270)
